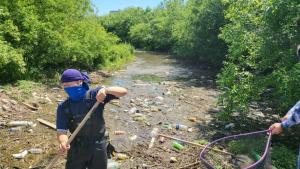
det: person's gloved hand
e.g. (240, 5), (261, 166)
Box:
(96, 88), (107, 103)
(269, 123), (283, 135)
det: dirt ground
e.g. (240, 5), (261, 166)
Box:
(0, 51), (289, 169)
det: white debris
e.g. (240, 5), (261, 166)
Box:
(225, 123), (235, 129)
(7, 121), (36, 127)
(155, 96), (164, 101)
(132, 113), (146, 121)
(129, 135), (137, 141)
(129, 107), (139, 114)
(28, 148), (43, 154)
(10, 100), (17, 105)
(52, 87), (60, 91)
(12, 150), (28, 159)
(8, 126), (23, 132)
(1, 99), (9, 104)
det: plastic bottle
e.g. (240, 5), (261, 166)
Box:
(172, 141), (184, 150)
(115, 153), (128, 160)
(28, 148), (43, 154)
(175, 124), (188, 130)
(251, 151), (261, 161)
(107, 159), (120, 169)
(7, 121), (34, 127)
(12, 150), (28, 159)
(8, 126), (23, 132)
(162, 123), (172, 129)
(149, 128), (159, 149)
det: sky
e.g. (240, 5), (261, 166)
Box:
(92, 0), (163, 15)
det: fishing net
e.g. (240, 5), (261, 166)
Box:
(200, 130), (272, 169)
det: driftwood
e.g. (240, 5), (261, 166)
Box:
(21, 102), (39, 111)
(37, 118), (56, 130)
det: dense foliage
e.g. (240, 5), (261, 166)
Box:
(217, 0), (300, 114)
(0, 0), (133, 83)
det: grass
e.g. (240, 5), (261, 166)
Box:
(272, 145), (297, 169)
(226, 138), (297, 169)
(194, 139), (209, 145)
(3, 80), (43, 102)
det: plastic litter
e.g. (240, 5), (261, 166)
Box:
(107, 159), (120, 169)
(8, 126), (23, 132)
(129, 135), (137, 141)
(28, 148), (43, 154)
(159, 136), (165, 143)
(162, 123), (172, 129)
(12, 150), (28, 159)
(129, 107), (139, 114)
(224, 123), (235, 129)
(170, 157), (177, 163)
(114, 131), (126, 135)
(7, 121), (36, 127)
(115, 153), (128, 160)
(175, 124), (188, 130)
(149, 128), (159, 149)
(188, 117), (197, 122)
(172, 141), (184, 150)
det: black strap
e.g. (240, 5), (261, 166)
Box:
(85, 89), (92, 100)
(62, 90), (92, 128)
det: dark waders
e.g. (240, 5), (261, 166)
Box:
(63, 91), (108, 169)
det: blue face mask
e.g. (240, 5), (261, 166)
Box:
(64, 84), (88, 101)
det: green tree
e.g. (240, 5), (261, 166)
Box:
(0, 40), (25, 82)
(217, 0), (300, 115)
(172, 0), (227, 67)
(0, 0), (134, 82)
(100, 7), (147, 42)
(129, 0), (185, 51)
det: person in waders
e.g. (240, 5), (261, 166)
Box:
(56, 69), (127, 169)
(269, 45), (300, 169)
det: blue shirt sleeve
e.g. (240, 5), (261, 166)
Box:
(56, 103), (68, 131)
(281, 101), (300, 128)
